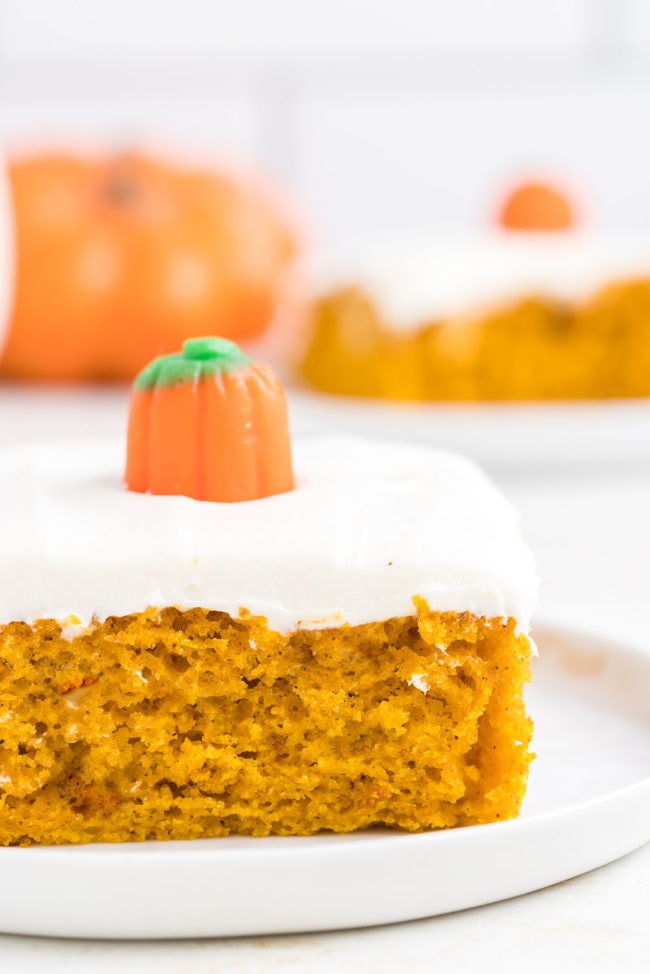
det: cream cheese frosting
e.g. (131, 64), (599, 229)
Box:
(0, 434), (538, 634)
(311, 233), (650, 332)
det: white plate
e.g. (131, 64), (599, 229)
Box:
(1, 624), (649, 940)
(287, 389), (650, 469)
(2, 386), (650, 471)
(3, 386), (650, 471)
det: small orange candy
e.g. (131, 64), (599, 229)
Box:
(125, 337), (294, 503)
(498, 181), (575, 232)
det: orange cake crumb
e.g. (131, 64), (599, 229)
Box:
(300, 281), (650, 401)
(0, 603), (533, 846)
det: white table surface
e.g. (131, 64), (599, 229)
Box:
(0, 388), (649, 972)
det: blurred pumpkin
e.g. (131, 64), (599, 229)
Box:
(497, 180), (576, 232)
(0, 152), (298, 382)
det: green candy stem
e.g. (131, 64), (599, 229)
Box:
(134, 336), (253, 391)
(183, 336), (241, 361)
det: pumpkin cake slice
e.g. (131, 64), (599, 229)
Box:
(0, 339), (538, 846)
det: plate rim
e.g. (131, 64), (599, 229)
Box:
(286, 389), (650, 467)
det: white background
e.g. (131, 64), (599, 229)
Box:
(1, 1), (650, 241)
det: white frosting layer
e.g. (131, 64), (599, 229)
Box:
(311, 233), (650, 332)
(0, 435), (538, 634)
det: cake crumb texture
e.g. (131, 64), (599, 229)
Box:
(0, 604), (533, 846)
(301, 282), (650, 400)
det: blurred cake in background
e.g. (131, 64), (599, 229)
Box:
(0, 151), (299, 383)
(299, 181), (650, 401)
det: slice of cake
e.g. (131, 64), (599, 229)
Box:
(299, 234), (650, 401)
(0, 338), (538, 846)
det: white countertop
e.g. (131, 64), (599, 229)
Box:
(0, 388), (649, 971)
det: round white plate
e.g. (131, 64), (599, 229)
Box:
(2, 385), (650, 471)
(0, 624), (649, 940)
(3, 386), (650, 471)
(287, 389), (650, 469)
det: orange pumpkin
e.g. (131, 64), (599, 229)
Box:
(125, 336), (294, 503)
(0, 152), (298, 382)
(498, 180), (576, 231)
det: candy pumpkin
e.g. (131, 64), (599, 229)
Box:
(0, 152), (298, 382)
(498, 180), (576, 231)
(125, 336), (294, 503)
